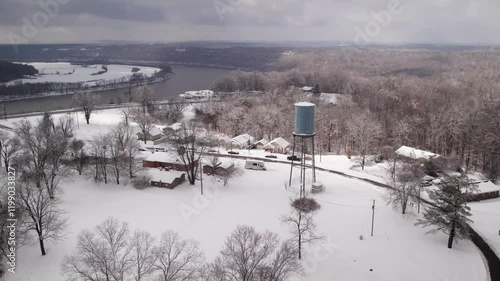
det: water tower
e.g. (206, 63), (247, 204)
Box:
(289, 102), (317, 198)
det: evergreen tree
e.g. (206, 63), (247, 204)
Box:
(415, 175), (474, 249)
(312, 83), (321, 95)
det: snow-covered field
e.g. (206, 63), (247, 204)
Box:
(0, 108), (491, 281)
(5, 62), (160, 86)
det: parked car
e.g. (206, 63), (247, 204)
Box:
(228, 151), (240, 155)
(265, 154), (277, 159)
(287, 155), (301, 161)
(419, 180), (433, 187)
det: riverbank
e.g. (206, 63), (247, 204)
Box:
(0, 73), (174, 102)
(0, 65), (231, 115)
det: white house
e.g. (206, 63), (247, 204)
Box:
(228, 134), (255, 150)
(263, 137), (291, 154)
(395, 146), (441, 161)
(301, 86), (313, 92)
(180, 90), (215, 100)
(306, 92), (352, 105)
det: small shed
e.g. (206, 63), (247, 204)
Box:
(263, 137), (291, 154)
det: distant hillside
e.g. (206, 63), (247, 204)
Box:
(0, 44), (286, 71)
(0, 61), (38, 83)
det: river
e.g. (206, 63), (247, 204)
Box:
(1, 65), (231, 115)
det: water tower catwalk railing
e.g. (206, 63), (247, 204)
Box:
(289, 102), (317, 198)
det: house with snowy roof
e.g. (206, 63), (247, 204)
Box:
(263, 137), (291, 154)
(202, 158), (235, 176)
(142, 151), (198, 171)
(254, 139), (269, 150)
(302, 86), (314, 92)
(395, 146), (442, 161)
(228, 134), (255, 150)
(468, 181), (500, 202)
(137, 126), (163, 142)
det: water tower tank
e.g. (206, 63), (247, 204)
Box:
(294, 102), (315, 136)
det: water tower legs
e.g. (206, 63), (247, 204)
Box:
(289, 134), (317, 198)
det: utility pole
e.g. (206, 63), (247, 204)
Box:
(371, 199), (375, 237)
(200, 161), (203, 195)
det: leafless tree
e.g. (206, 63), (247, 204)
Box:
(153, 231), (205, 281)
(113, 123), (143, 178)
(132, 109), (155, 145)
(121, 108), (132, 126)
(386, 162), (424, 214)
(16, 113), (73, 198)
(281, 198), (323, 259)
(69, 139), (87, 176)
(210, 225), (302, 281)
(124, 85), (134, 103)
(134, 86), (153, 115)
(107, 133), (127, 185)
(169, 121), (218, 186)
(89, 134), (111, 184)
(73, 91), (101, 125)
(130, 230), (156, 281)
(61, 217), (132, 281)
(17, 176), (67, 256)
(0, 131), (20, 173)
(161, 99), (185, 124)
(348, 113), (382, 170)
(219, 164), (243, 187)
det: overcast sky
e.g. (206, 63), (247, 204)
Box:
(0, 0), (498, 45)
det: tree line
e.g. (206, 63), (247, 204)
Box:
(202, 48), (500, 182)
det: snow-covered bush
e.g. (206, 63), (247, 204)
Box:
(132, 175), (152, 190)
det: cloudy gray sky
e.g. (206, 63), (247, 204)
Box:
(0, 0), (498, 45)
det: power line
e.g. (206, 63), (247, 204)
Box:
(314, 198), (373, 208)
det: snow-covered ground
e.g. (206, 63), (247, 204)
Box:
(4, 62), (160, 86)
(0, 108), (490, 281)
(5, 159), (488, 281)
(470, 199), (500, 257)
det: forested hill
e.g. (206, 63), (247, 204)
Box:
(0, 44), (286, 71)
(0, 61), (38, 83)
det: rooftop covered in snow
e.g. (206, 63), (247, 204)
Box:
(395, 146), (441, 160)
